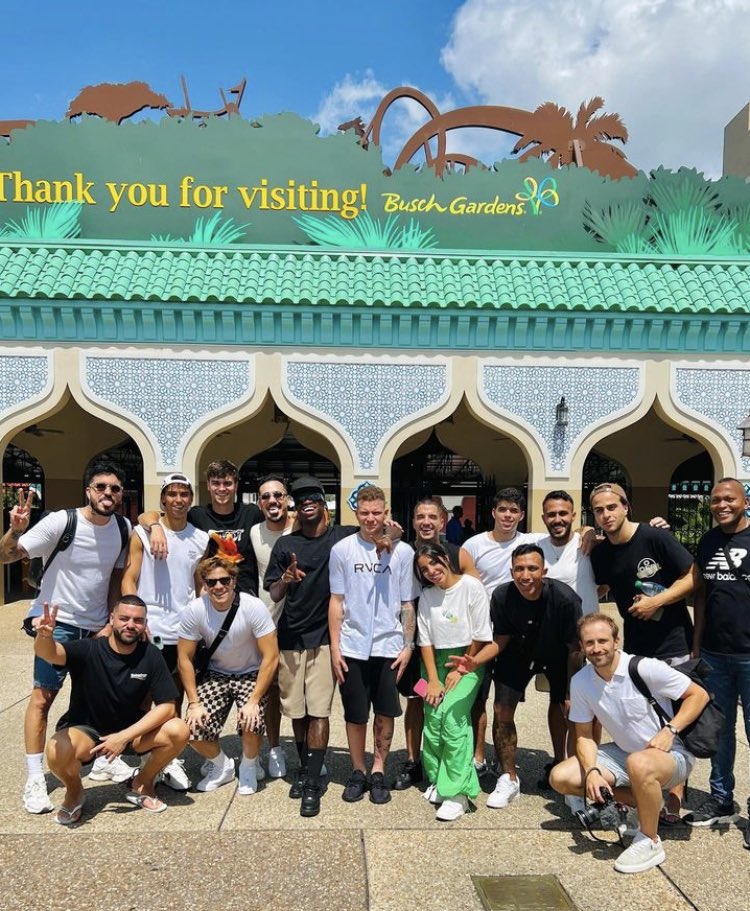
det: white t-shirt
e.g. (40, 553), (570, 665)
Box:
(251, 522), (292, 623)
(20, 509), (131, 630)
(134, 524), (209, 643)
(463, 530), (544, 598)
(417, 575), (493, 650)
(540, 532), (599, 615)
(179, 592), (276, 676)
(329, 535), (419, 659)
(569, 650), (695, 766)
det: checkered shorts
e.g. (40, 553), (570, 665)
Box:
(191, 670), (267, 741)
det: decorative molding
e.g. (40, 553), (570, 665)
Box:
(283, 358), (450, 475)
(479, 361), (642, 476)
(673, 365), (750, 475)
(81, 354), (253, 470)
(0, 352), (52, 420)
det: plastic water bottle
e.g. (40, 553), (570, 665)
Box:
(634, 580), (664, 621)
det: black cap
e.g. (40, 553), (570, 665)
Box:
(290, 476), (325, 499)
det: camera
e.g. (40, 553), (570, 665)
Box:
(574, 787), (614, 827)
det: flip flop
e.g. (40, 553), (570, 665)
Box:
(55, 799), (85, 826)
(125, 790), (167, 813)
(659, 807), (682, 826)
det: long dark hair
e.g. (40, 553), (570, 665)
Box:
(414, 541), (457, 586)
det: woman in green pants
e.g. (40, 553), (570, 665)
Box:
(415, 543), (492, 820)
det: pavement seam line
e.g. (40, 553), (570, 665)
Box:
(658, 866), (702, 910)
(216, 782), (239, 831)
(360, 828), (371, 911)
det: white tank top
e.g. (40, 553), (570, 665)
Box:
(251, 522), (292, 623)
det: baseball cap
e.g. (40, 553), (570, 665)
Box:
(161, 472), (193, 492)
(589, 482), (629, 505)
(290, 476), (325, 500)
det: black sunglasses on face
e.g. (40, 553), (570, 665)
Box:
(205, 576), (233, 588)
(90, 483), (123, 494)
(260, 491), (285, 500)
(295, 492), (325, 504)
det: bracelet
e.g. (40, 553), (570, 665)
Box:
(587, 767), (601, 775)
(187, 700), (202, 706)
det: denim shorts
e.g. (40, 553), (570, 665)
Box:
(33, 622), (93, 690)
(596, 741), (692, 791)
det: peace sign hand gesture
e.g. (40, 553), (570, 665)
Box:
(36, 602), (58, 639)
(10, 487), (35, 535)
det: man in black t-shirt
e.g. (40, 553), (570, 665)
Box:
(686, 478), (750, 836)
(265, 476), (357, 817)
(589, 483), (695, 661)
(141, 460), (263, 595)
(35, 595), (189, 825)
(449, 544), (581, 810)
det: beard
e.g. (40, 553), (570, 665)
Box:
(112, 626), (140, 646)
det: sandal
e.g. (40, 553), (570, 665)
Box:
(55, 798), (85, 826)
(125, 790), (167, 813)
(659, 806), (682, 826)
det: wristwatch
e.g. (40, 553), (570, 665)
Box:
(665, 723), (679, 736)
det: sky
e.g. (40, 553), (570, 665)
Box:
(2, 0), (749, 178)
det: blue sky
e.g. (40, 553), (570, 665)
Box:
(3, 1), (750, 177)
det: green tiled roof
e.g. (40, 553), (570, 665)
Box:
(0, 242), (749, 314)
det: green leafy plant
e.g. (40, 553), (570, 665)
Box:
(293, 211), (438, 250)
(583, 201), (648, 248)
(150, 212), (249, 245)
(647, 168), (721, 215)
(0, 202), (82, 240)
(649, 209), (743, 256)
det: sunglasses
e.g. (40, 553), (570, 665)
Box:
(260, 491), (286, 500)
(295, 492), (325, 504)
(205, 576), (233, 588)
(90, 483), (123, 494)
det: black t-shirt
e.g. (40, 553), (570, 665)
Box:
(490, 578), (581, 668)
(265, 525), (358, 650)
(188, 503), (262, 595)
(58, 638), (178, 736)
(697, 524), (750, 655)
(590, 524), (694, 659)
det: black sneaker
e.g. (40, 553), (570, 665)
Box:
(342, 769), (368, 802)
(369, 771), (392, 805)
(684, 795), (737, 827)
(300, 781), (322, 817)
(288, 769), (307, 799)
(744, 823), (750, 851)
(393, 760), (423, 791)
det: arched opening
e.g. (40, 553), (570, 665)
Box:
(391, 398), (529, 538)
(579, 406), (711, 528)
(581, 450), (630, 527)
(668, 451), (714, 555)
(2, 444), (44, 600)
(84, 439), (145, 524)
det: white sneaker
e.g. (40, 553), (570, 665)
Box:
(156, 758), (190, 791)
(436, 794), (469, 821)
(422, 784), (444, 805)
(614, 831), (665, 874)
(267, 747), (287, 779)
(88, 755), (134, 783)
(238, 759), (263, 795)
(23, 776), (53, 814)
(196, 755), (236, 792)
(486, 773), (521, 809)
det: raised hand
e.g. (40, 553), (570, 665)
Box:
(282, 553), (306, 584)
(36, 602), (58, 638)
(9, 487), (35, 534)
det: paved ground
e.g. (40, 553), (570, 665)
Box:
(0, 599), (747, 911)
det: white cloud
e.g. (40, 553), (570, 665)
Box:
(441, 0), (750, 177)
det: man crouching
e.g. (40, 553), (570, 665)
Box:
(36, 596), (189, 824)
(551, 613), (708, 874)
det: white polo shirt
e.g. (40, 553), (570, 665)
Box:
(569, 650), (695, 765)
(329, 535), (418, 660)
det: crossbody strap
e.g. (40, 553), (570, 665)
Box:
(627, 655), (673, 726)
(37, 508), (78, 585)
(205, 590), (241, 661)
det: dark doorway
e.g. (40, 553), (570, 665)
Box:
(581, 450), (631, 527)
(668, 451), (714, 555)
(2, 444), (44, 601)
(85, 439), (144, 524)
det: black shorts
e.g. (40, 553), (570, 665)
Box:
(340, 656), (403, 724)
(56, 723), (148, 757)
(474, 656), (495, 706)
(160, 644), (179, 676)
(493, 646), (567, 705)
(396, 647), (421, 698)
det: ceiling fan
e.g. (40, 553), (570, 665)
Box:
(664, 433), (698, 444)
(24, 424), (64, 437)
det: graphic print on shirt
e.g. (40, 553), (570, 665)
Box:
(636, 557), (661, 580)
(703, 546), (750, 580)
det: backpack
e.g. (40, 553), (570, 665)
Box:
(628, 656), (726, 759)
(27, 509), (129, 590)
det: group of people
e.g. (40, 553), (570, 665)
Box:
(1, 463), (749, 875)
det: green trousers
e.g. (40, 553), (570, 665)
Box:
(422, 647), (484, 800)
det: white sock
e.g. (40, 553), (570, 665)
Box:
(241, 755), (258, 766)
(26, 752), (44, 777)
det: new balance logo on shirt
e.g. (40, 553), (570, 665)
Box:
(703, 547), (749, 581)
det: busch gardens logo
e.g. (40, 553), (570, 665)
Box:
(380, 176), (560, 219)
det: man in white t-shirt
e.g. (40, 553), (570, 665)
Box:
(177, 556), (279, 795)
(539, 491), (599, 615)
(122, 472), (208, 791)
(0, 463), (131, 813)
(250, 474), (294, 779)
(551, 613), (708, 874)
(329, 485), (419, 806)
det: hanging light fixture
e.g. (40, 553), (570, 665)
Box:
(555, 396), (569, 428)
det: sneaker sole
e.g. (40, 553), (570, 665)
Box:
(196, 775), (236, 792)
(23, 801), (54, 814)
(88, 772), (133, 783)
(486, 793), (520, 809)
(614, 849), (666, 874)
(685, 813), (738, 827)
(158, 776), (189, 792)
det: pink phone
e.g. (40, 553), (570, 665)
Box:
(413, 678), (429, 698)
